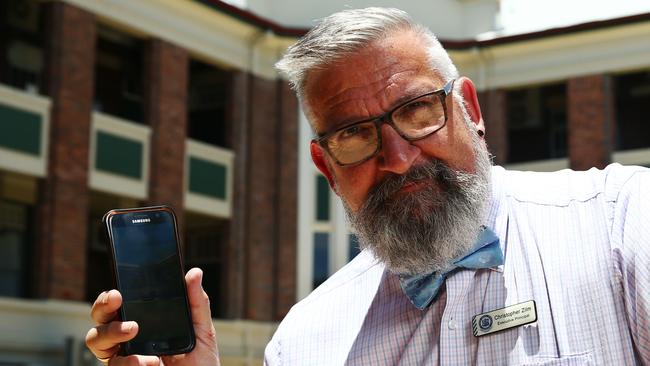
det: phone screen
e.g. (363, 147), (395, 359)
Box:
(107, 209), (194, 355)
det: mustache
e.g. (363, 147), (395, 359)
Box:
(365, 159), (458, 203)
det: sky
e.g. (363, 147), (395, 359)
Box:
(221, 0), (650, 38)
(498, 0), (650, 35)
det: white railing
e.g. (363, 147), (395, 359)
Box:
(0, 84), (50, 177)
(613, 148), (650, 167)
(505, 157), (570, 172)
(0, 297), (275, 366)
(185, 139), (234, 218)
(505, 149), (650, 173)
(89, 112), (151, 199)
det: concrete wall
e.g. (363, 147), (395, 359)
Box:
(0, 297), (275, 365)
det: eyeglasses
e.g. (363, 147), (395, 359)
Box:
(315, 79), (455, 166)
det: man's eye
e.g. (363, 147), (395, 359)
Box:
(402, 100), (433, 113)
(337, 123), (375, 140)
(395, 97), (442, 125)
(341, 126), (362, 138)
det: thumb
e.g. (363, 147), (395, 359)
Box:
(185, 267), (213, 327)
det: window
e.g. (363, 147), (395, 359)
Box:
(615, 70), (650, 150)
(0, 0), (46, 94)
(348, 233), (361, 261)
(311, 173), (333, 289)
(85, 191), (140, 303)
(0, 200), (33, 297)
(315, 175), (330, 221)
(312, 232), (330, 289)
(507, 83), (567, 163)
(184, 213), (228, 318)
(94, 25), (144, 123)
(187, 60), (232, 148)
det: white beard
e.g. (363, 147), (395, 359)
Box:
(343, 129), (492, 275)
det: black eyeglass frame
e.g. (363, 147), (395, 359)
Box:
(314, 79), (455, 166)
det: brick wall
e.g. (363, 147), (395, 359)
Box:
(36, 2), (95, 300)
(30, 4), (300, 319)
(227, 74), (298, 321)
(226, 71), (249, 319)
(145, 39), (189, 225)
(245, 76), (279, 320)
(275, 81), (298, 320)
(568, 74), (615, 170)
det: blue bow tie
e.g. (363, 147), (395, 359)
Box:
(398, 227), (503, 310)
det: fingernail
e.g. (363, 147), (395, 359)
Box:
(102, 292), (110, 304)
(122, 321), (137, 333)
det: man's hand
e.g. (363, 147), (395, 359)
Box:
(85, 268), (220, 365)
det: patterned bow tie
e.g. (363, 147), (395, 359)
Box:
(398, 227), (503, 310)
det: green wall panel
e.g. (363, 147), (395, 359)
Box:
(0, 103), (42, 156)
(316, 174), (330, 221)
(189, 157), (227, 200)
(95, 131), (143, 179)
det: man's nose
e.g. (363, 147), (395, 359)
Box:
(377, 124), (420, 174)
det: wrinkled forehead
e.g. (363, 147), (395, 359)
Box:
(302, 33), (442, 133)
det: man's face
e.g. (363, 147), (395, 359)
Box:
(305, 32), (483, 211)
(304, 31), (491, 274)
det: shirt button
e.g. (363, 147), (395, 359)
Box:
(448, 319), (458, 330)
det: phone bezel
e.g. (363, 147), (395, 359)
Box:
(102, 205), (196, 356)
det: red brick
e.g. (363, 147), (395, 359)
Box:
(225, 70), (249, 319)
(568, 74), (615, 170)
(275, 81), (298, 320)
(245, 76), (279, 321)
(144, 39), (188, 224)
(226, 74), (299, 321)
(36, 3), (95, 300)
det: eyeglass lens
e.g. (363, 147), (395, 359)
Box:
(326, 92), (446, 165)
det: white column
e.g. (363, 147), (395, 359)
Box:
(297, 106), (314, 300)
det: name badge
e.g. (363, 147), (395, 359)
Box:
(472, 300), (537, 337)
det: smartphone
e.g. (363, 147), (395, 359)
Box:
(103, 206), (195, 356)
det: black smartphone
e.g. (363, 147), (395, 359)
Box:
(103, 206), (195, 356)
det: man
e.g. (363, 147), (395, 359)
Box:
(86, 7), (650, 365)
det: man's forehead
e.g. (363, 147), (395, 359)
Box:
(303, 36), (442, 132)
(304, 31), (431, 91)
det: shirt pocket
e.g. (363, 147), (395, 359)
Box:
(518, 351), (594, 366)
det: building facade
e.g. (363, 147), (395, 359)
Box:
(1, 0), (649, 365)
(0, 0), (300, 364)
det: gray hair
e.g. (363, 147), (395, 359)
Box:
(275, 7), (459, 103)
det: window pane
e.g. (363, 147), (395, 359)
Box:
(348, 233), (361, 261)
(0, 0), (46, 95)
(316, 175), (330, 222)
(188, 59), (232, 148)
(94, 25), (144, 123)
(312, 232), (329, 289)
(86, 192), (134, 303)
(615, 70), (650, 150)
(184, 213), (229, 319)
(507, 83), (567, 163)
(0, 200), (29, 297)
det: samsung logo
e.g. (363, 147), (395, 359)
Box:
(132, 218), (151, 224)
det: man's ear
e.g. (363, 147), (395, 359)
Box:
(310, 141), (338, 194)
(457, 77), (486, 138)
